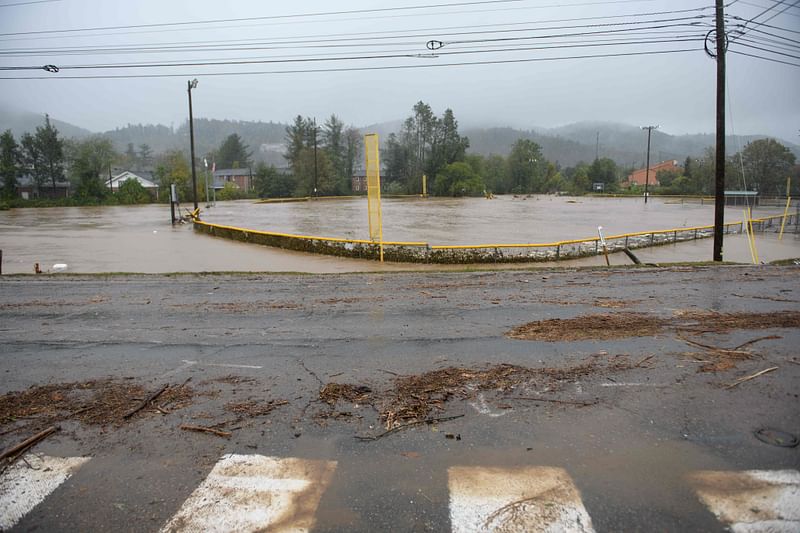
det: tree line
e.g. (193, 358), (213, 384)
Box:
(2, 108), (797, 207)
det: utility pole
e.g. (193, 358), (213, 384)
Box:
(187, 78), (199, 211)
(313, 117), (318, 198)
(712, 0), (726, 262)
(641, 125), (658, 204)
(595, 131), (600, 161)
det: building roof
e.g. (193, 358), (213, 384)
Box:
(17, 174), (70, 188)
(109, 170), (158, 189)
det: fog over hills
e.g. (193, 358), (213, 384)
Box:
(2, 106), (797, 170)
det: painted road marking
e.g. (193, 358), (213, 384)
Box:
(0, 454), (90, 530)
(160, 454), (336, 533)
(689, 469), (800, 532)
(181, 359), (263, 370)
(448, 465), (595, 533)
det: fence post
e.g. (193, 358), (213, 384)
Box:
(556, 244), (560, 260)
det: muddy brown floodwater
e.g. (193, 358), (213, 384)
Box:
(0, 196), (797, 273)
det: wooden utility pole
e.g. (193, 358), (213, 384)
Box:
(713, 0), (726, 261)
(641, 125), (658, 204)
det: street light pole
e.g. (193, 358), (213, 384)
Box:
(641, 125), (658, 204)
(187, 78), (199, 211)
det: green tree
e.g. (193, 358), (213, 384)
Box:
(138, 143), (153, 168)
(482, 154), (510, 194)
(740, 138), (796, 195)
(343, 126), (362, 194)
(35, 115), (66, 194)
(123, 143), (137, 169)
(428, 108), (469, 178)
(284, 115), (313, 173)
(656, 168), (680, 188)
(116, 179), (150, 204)
(20, 132), (45, 195)
(252, 162), (295, 198)
(68, 137), (116, 200)
(217, 181), (245, 201)
(383, 132), (414, 192)
(0, 130), (21, 199)
(432, 161), (485, 197)
(507, 139), (544, 193)
(588, 157), (619, 191)
(217, 133), (252, 169)
(155, 150), (192, 202)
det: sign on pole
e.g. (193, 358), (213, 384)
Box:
(365, 134), (384, 262)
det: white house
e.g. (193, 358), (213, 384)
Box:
(108, 171), (159, 198)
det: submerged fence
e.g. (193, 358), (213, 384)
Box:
(194, 212), (799, 264)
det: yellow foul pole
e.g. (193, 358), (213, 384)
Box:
(365, 134), (384, 262)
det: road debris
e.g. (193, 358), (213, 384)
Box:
(753, 428), (799, 448)
(179, 424), (232, 439)
(0, 426), (59, 474)
(508, 310), (800, 342)
(725, 367), (779, 389)
(225, 399), (288, 417)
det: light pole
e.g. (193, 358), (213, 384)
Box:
(641, 125), (658, 204)
(187, 78), (199, 211)
(203, 158), (210, 208)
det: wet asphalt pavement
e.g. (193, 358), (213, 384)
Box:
(0, 265), (798, 532)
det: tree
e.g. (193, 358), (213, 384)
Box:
(217, 133), (252, 169)
(432, 161), (485, 197)
(0, 130), (21, 199)
(656, 168), (680, 188)
(20, 132), (45, 195)
(343, 126), (362, 193)
(34, 115), (65, 193)
(588, 158), (618, 191)
(429, 108), (469, 177)
(123, 143), (137, 169)
(252, 162), (295, 198)
(68, 137), (116, 200)
(507, 139), (544, 193)
(482, 154), (510, 194)
(284, 115), (313, 173)
(138, 143), (153, 168)
(740, 138), (796, 195)
(155, 150), (192, 202)
(116, 179), (150, 204)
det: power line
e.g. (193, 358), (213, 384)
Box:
(733, 40), (800, 59)
(0, 0), (60, 7)
(0, 4), (714, 44)
(0, 16), (711, 57)
(731, 0), (800, 40)
(730, 48), (800, 65)
(0, 21), (710, 60)
(0, 47), (699, 80)
(0, 36), (702, 71)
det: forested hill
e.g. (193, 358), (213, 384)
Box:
(102, 119), (288, 165)
(463, 122), (800, 168)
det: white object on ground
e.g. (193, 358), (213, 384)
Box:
(51, 263), (68, 271)
(160, 454), (337, 533)
(0, 454), (91, 530)
(688, 469), (800, 532)
(448, 465), (595, 533)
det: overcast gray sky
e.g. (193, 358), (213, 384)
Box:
(1, 0), (798, 139)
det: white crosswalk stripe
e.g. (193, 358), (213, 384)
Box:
(448, 465), (595, 533)
(160, 454), (337, 533)
(688, 469), (800, 533)
(0, 454), (90, 531)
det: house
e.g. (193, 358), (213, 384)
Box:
(351, 172), (367, 193)
(213, 168), (252, 192)
(108, 170), (159, 200)
(16, 174), (71, 199)
(626, 160), (683, 187)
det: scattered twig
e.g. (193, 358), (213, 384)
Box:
(732, 335), (782, 351)
(355, 414), (464, 441)
(726, 367), (778, 389)
(123, 384), (168, 420)
(788, 359), (800, 366)
(180, 424), (232, 438)
(0, 426), (59, 466)
(68, 406), (94, 418)
(510, 397), (597, 407)
(676, 334), (751, 356)
(635, 354), (655, 367)
(377, 369), (401, 376)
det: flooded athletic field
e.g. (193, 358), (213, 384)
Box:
(0, 196), (797, 273)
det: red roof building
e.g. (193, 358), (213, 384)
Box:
(626, 160), (683, 187)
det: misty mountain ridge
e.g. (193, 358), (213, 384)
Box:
(2, 107), (797, 170)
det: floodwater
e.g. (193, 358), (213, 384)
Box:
(0, 197), (797, 274)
